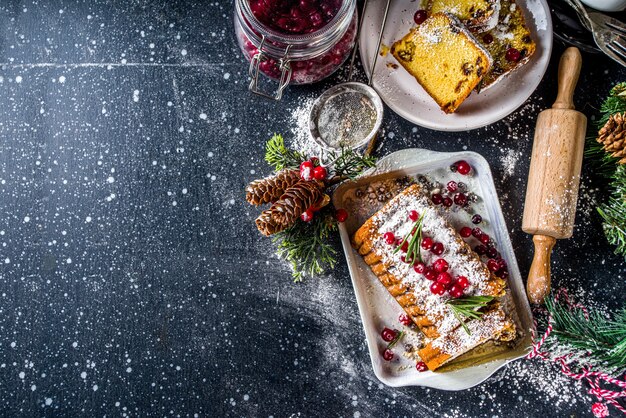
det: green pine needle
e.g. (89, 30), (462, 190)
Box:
(329, 146), (376, 180)
(272, 209), (338, 282)
(264, 133), (306, 171)
(598, 165), (626, 257)
(585, 82), (626, 178)
(540, 296), (626, 376)
(586, 83), (626, 258)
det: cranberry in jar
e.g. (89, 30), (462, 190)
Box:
(235, 0), (357, 98)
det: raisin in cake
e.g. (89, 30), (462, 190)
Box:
(427, 0), (500, 33)
(390, 13), (492, 113)
(352, 184), (516, 371)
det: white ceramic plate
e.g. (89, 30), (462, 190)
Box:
(359, 0), (553, 131)
(333, 149), (534, 390)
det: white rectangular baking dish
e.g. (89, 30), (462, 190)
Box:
(333, 148), (534, 390)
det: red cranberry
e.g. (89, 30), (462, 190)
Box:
(414, 262), (426, 274)
(472, 227), (482, 238)
(436, 272), (452, 287)
(431, 242), (444, 255)
(442, 197), (453, 207)
(416, 361), (428, 372)
(399, 314), (412, 326)
(447, 181), (458, 193)
(409, 210), (419, 221)
(454, 193), (468, 207)
(384, 232), (395, 245)
(482, 33), (494, 44)
(383, 348), (394, 361)
(335, 208), (348, 223)
(431, 193), (443, 205)
(400, 240), (409, 252)
(455, 160), (471, 175)
(433, 258), (449, 273)
(474, 244), (487, 255)
(472, 214), (482, 224)
(487, 259), (500, 272)
(448, 283), (464, 298)
(413, 10), (428, 25)
(495, 268), (508, 278)
(460, 227), (472, 238)
(480, 234), (490, 245)
(487, 247), (499, 259)
(506, 47), (521, 62)
(312, 165), (327, 180)
(299, 160), (314, 180)
(423, 268), (437, 281)
(430, 281), (446, 295)
(300, 209), (314, 222)
(421, 237), (433, 250)
(381, 327), (397, 342)
(498, 258), (507, 270)
(456, 276), (470, 289)
(309, 156), (319, 166)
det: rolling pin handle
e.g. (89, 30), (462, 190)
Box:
(553, 47), (582, 110)
(526, 235), (557, 305)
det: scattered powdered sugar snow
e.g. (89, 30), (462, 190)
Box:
(500, 148), (521, 178)
(288, 96), (328, 159)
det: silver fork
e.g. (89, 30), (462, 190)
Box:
(588, 12), (626, 66)
(564, 0), (626, 67)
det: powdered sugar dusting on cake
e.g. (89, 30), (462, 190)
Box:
(363, 184), (511, 346)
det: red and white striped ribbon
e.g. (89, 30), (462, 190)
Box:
(526, 289), (626, 416)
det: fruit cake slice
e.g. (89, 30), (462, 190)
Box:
(475, 0), (536, 90)
(427, 0), (501, 33)
(390, 13), (492, 113)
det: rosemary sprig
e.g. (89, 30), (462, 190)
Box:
(393, 211), (427, 266)
(387, 330), (405, 350)
(447, 296), (495, 335)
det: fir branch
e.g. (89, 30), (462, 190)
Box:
(447, 296), (495, 335)
(540, 296), (626, 376)
(272, 209), (338, 282)
(264, 133), (306, 171)
(584, 134), (618, 178)
(329, 147), (376, 180)
(585, 82), (626, 177)
(598, 165), (626, 257)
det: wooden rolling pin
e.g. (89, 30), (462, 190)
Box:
(522, 47), (587, 305)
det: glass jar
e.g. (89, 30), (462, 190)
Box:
(234, 0), (357, 100)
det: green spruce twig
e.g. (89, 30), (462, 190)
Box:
(585, 82), (626, 177)
(265, 133), (306, 171)
(328, 146), (376, 180)
(273, 209), (338, 282)
(598, 164), (626, 257)
(540, 296), (626, 376)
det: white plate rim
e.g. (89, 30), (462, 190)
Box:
(358, 0), (553, 131)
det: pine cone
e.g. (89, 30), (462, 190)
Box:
(255, 210), (288, 237)
(270, 180), (324, 227)
(598, 112), (626, 163)
(245, 169), (301, 206)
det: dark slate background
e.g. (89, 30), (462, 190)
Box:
(0, 0), (624, 417)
